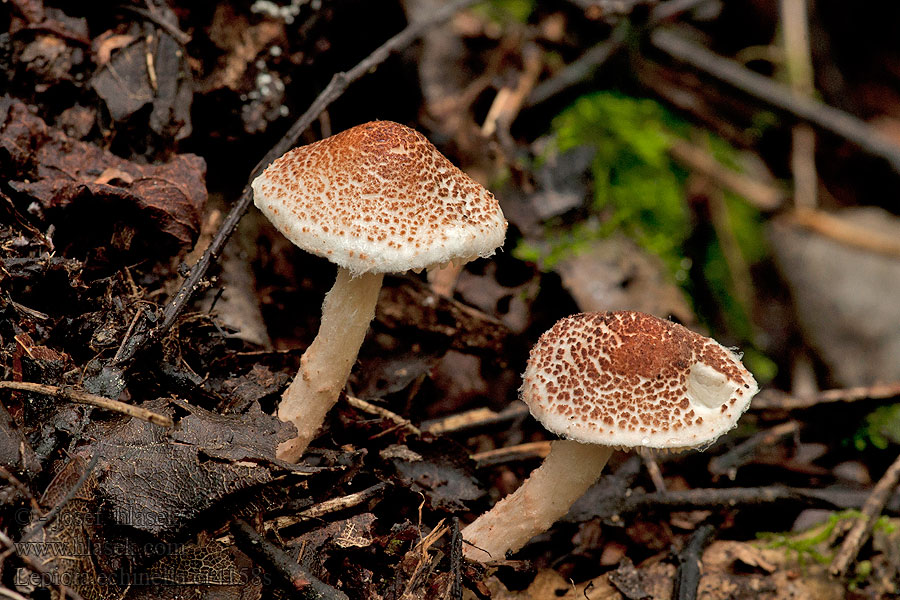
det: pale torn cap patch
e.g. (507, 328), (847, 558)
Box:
(521, 311), (758, 450)
(251, 120), (508, 275)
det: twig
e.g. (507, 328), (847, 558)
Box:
(708, 421), (799, 479)
(829, 451), (900, 578)
(471, 441), (551, 469)
(750, 381), (900, 411)
(345, 395), (421, 436)
(267, 482), (388, 531)
(423, 401), (530, 436)
(525, 0), (710, 108)
(669, 138), (784, 210)
(120, 4), (192, 45)
(787, 208), (900, 258)
(672, 522), (715, 600)
(0, 381), (173, 427)
(527, 23), (629, 107)
(643, 455), (667, 492)
(781, 0), (818, 209)
(110, 0), (482, 370)
(570, 485), (872, 524)
(650, 29), (900, 174)
(231, 519), (349, 599)
(19, 453), (100, 545)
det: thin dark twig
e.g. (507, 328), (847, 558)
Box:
(673, 522), (715, 600)
(650, 29), (900, 174)
(231, 519), (349, 599)
(525, 0), (710, 107)
(18, 453), (100, 545)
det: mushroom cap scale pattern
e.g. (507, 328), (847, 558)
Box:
(252, 121), (507, 275)
(521, 311), (758, 450)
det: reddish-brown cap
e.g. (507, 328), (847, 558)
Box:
(521, 311), (758, 450)
(251, 121), (507, 275)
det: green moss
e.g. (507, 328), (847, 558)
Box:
(758, 510), (861, 568)
(472, 0), (535, 24)
(853, 403), (900, 451)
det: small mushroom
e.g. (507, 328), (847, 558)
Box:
(463, 310), (759, 561)
(252, 121), (507, 462)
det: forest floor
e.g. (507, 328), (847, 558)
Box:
(2, 0), (900, 599)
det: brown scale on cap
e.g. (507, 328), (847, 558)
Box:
(251, 121), (507, 275)
(521, 311), (758, 450)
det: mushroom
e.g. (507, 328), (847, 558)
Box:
(463, 310), (758, 561)
(252, 121), (507, 462)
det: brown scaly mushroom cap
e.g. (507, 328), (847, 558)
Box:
(251, 120), (508, 276)
(522, 311), (758, 451)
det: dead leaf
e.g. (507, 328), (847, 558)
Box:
(1, 98), (207, 250)
(387, 439), (484, 511)
(554, 234), (694, 324)
(90, 13), (193, 139)
(80, 399), (294, 538)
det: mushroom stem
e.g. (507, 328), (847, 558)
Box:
(463, 440), (614, 562)
(276, 267), (384, 462)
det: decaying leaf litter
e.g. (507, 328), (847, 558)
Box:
(2, 0), (900, 598)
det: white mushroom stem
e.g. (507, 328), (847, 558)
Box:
(463, 440), (613, 562)
(276, 267), (384, 463)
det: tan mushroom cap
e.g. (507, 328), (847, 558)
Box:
(251, 120), (508, 275)
(521, 311), (758, 450)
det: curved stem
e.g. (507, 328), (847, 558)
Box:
(463, 440), (613, 562)
(276, 268), (384, 462)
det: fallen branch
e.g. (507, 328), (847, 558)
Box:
(829, 451), (900, 578)
(650, 28), (900, 174)
(0, 381), (173, 427)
